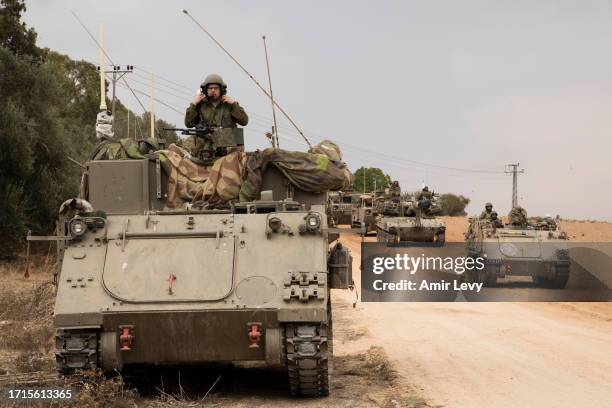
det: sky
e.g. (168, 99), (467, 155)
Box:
(22, 0), (612, 220)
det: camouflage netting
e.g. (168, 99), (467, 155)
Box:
(90, 139), (144, 160)
(155, 145), (211, 208)
(239, 140), (353, 202)
(153, 140), (352, 208)
(87, 138), (352, 208)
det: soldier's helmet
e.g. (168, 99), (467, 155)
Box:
(491, 211), (498, 218)
(392, 181), (399, 187)
(137, 138), (160, 155)
(201, 74), (227, 94)
(485, 202), (493, 208)
(423, 186), (429, 192)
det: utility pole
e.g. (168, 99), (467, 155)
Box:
(505, 163), (524, 208)
(105, 65), (134, 118)
(97, 64), (134, 131)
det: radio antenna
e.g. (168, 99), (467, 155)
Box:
(182, 9), (312, 148)
(262, 35), (279, 148)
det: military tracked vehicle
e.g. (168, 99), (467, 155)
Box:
(351, 194), (377, 234)
(46, 128), (353, 397)
(464, 210), (569, 288)
(375, 194), (446, 245)
(328, 191), (360, 226)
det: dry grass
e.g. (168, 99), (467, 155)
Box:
(68, 370), (140, 408)
(334, 347), (431, 408)
(0, 254), (56, 376)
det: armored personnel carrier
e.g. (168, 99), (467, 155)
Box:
(375, 193), (446, 245)
(48, 129), (353, 397)
(351, 194), (377, 234)
(464, 209), (569, 288)
(328, 191), (360, 226)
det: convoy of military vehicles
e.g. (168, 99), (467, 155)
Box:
(31, 37), (570, 398)
(41, 132), (570, 397)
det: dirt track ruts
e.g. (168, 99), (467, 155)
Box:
(338, 230), (612, 408)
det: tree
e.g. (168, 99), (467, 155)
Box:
(438, 193), (471, 216)
(0, 6), (177, 258)
(352, 167), (391, 193)
(0, 0), (40, 58)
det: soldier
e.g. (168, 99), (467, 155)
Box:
(490, 211), (503, 228)
(388, 181), (401, 199)
(417, 186), (433, 201)
(183, 74), (249, 159)
(479, 202), (494, 220)
(508, 206), (528, 227)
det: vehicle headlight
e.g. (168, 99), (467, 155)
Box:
(70, 219), (87, 237)
(268, 217), (282, 233)
(305, 213), (321, 231)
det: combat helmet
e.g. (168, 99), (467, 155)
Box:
(201, 73), (227, 95)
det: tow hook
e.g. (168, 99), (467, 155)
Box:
(119, 325), (135, 351)
(247, 322), (263, 348)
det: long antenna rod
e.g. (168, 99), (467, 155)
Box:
(98, 23), (107, 110)
(72, 11), (148, 115)
(262, 35), (279, 148)
(182, 9), (312, 148)
(150, 72), (155, 139)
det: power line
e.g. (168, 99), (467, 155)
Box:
(131, 69), (194, 97)
(113, 80), (184, 115)
(71, 11), (148, 114)
(132, 66), (194, 92)
(127, 76), (188, 102)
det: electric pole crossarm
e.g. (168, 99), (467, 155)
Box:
(505, 163), (525, 208)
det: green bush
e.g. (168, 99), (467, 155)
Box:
(438, 193), (470, 216)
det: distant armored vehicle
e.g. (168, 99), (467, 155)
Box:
(328, 191), (360, 226)
(351, 194), (377, 234)
(464, 209), (569, 288)
(48, 129), (353, 397)
(375, 193), (446, 245)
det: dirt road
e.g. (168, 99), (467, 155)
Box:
(3, 219), (611, 407)
(339, 232), (612, 408)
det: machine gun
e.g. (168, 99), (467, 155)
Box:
(163, 126), (214, 138)
(163, 126), (245, 162)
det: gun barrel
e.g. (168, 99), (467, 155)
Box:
(162, 127), (212, 136)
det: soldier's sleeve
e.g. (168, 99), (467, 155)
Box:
(184, 103), (200, 127)
(230, 102), (249, 126)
